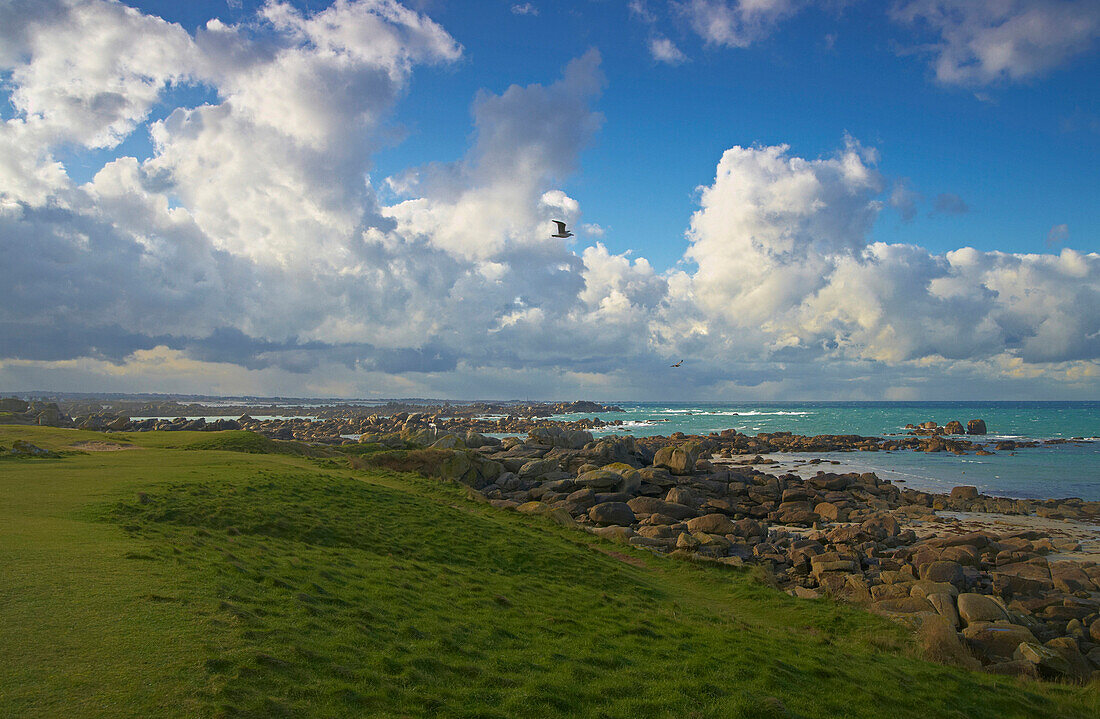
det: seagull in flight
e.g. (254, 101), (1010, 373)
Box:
(670, 359), (683, 367)
(551, 220), (574, 238)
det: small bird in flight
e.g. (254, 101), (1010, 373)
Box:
(670, 359), (683, 367)
(551, 220), (574, 238)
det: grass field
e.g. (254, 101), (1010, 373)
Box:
(1, 426), (1097, 718)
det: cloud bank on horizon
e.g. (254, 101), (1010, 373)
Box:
(0, 0), (1097, 400)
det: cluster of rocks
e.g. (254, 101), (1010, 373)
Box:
(906, 419), (988, 436)
(371, 426), (1100, 682)
(2, 395), (627, 440)
(634, 428), (1013, 457)
(347, 410), (614, 440)
(0, 398), (69, 426)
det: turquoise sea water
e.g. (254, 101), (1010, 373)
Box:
(549, 402), (1100, 501)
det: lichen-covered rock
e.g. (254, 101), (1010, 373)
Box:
(431, 433), (465, 449)
(589, 525), (636, 543)
(653, 444), (698, 475)
(10, 440), (50, 456)
(574, 469), (621, 490)
(515, 501), (574, 526)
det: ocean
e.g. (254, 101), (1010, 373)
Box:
(549, 401), (1100, 501)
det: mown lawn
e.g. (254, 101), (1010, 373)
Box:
(1, 426), (1096, 718)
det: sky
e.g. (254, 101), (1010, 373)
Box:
(0, 0), (1097, 401)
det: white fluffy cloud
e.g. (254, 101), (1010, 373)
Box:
(679, 0), (804, 48)
(893, 0), (1100, 85)
(685, 139), (883, 324)
(649, 36), (688, 63)
(0, 0), (1097, 399)
(679, 140), (1100, 384)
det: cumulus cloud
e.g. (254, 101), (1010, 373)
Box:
(889, 178), (921, 222)
(678, 139), (1099, 387)
(511, 3), (538, 15)
(892, 0), (1100, 85)
(685, 138), (884, 326)
(679, 0), (804, 48)
(649, 35), (689, 63)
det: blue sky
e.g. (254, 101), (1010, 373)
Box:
(1, 1), (1098, 399)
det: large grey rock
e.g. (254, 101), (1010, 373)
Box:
(910, 580), (959, 600)
(1043, 637), (1093, 683)
(685, 513), (736, 535)
(962, 622), (1037, 662)
(574, 470), (622, 491)
(588, 502), (636, 526)
(0, 397), (29, 413)
(943, 420), (965, 435)
(626, 496), (698, 521)
(814, 501), (846, 522)
(921, 560), (966, 587)
(950, 486), (979, 500)
(956, 593), (1008, 626)
(528, 426), (593, 450)
(664, 486), (697, 507)
(11, 440), (50, 456)
(652, 442), (702, 475)
(992, 560), (1053, 596)
(431, 433), (464, 449)
(1014, 642), (1075, 679)
(518, 458), (562, 479)
(730, 517), (764, 538)
(927, 593), (960, 629)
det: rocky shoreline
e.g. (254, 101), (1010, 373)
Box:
(356, 424), (1100, 683)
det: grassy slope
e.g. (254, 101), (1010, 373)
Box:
(0, 427), (1096, 719)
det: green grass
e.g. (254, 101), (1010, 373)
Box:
(1, 426), (1096, 718)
